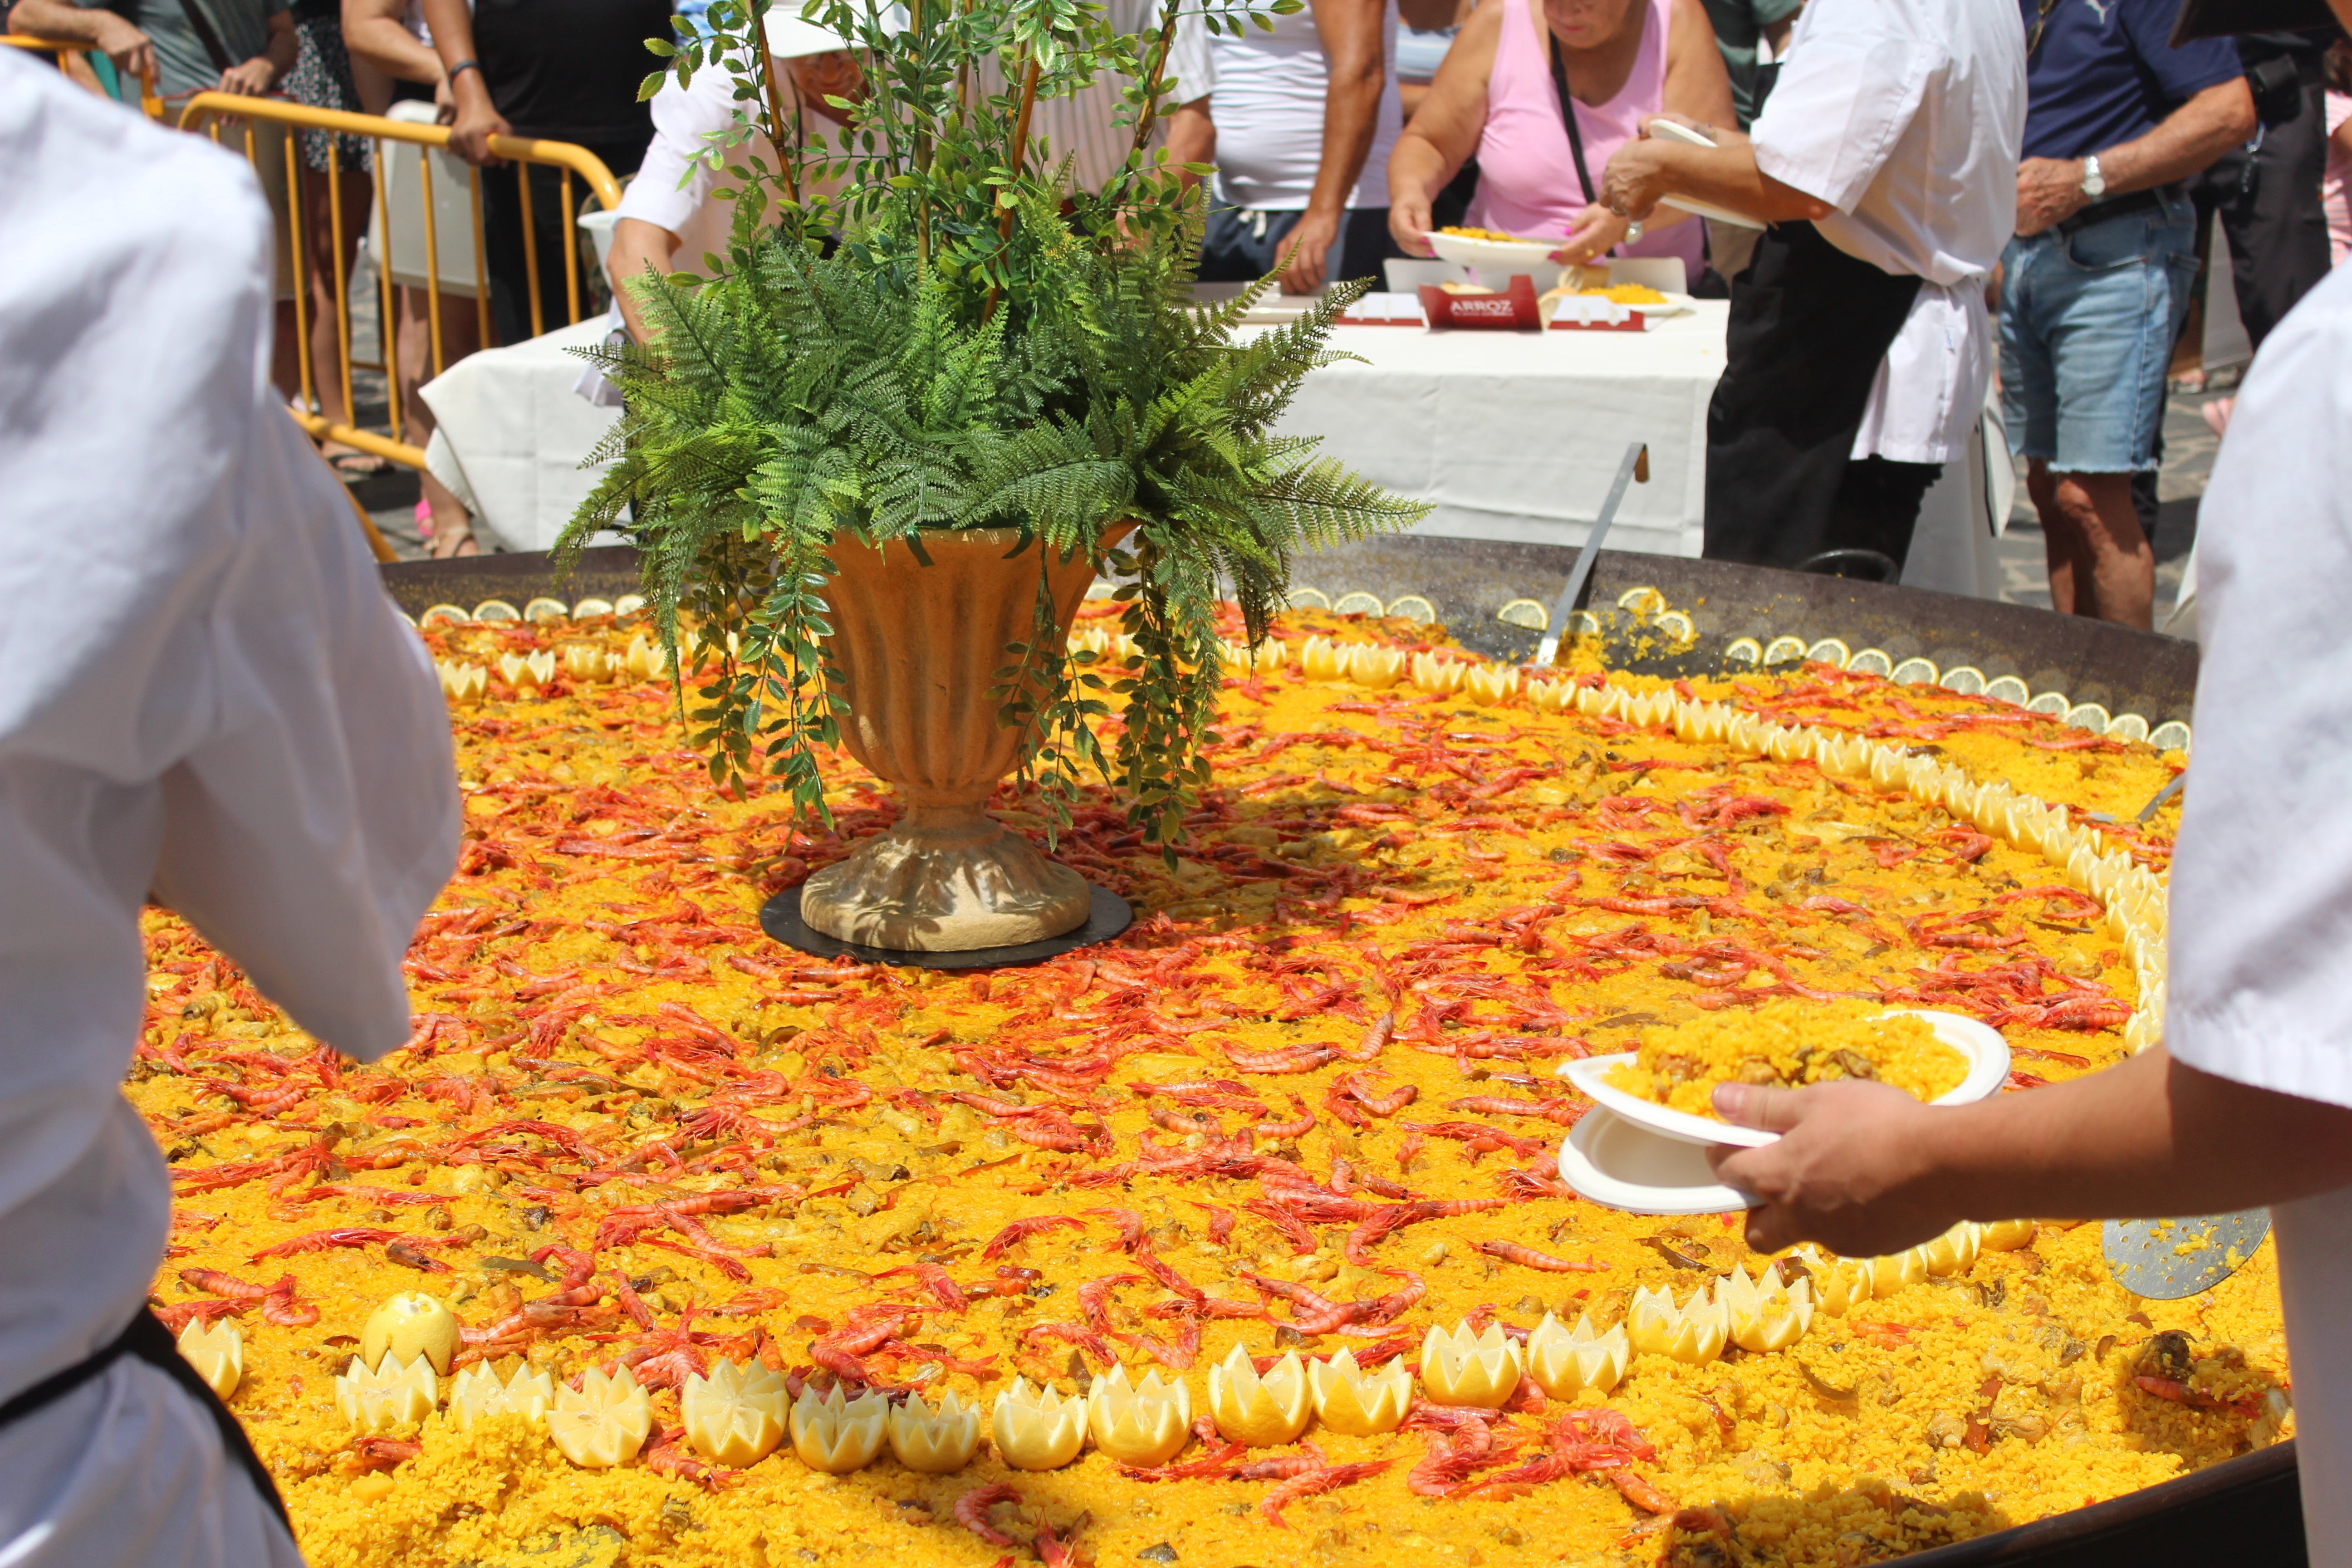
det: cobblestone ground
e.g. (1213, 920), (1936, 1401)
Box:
(1994, 382), (2232, 631)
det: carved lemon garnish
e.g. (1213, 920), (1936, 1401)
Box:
(1306, 1348), (1413, 1436)
(1299, 636), (1349, 682)
(549, 1365), (652, 1468)
(1721, 1264), (1813, 1354)
(1916, 1221), (1983, 1276)
(622, 632), (670, 681)
(681, 1358), (789, 1467)
(1464, 665), (1519, 705)
(992, 1377), (1088, 1470)
(435, 661), (487, 706)
(176, 1319), (242, 1401)
(1627, 1283), (1728, 1365)
(1206, 1344), (1313, 1446)
(889, 1389), (983, 1473)
(335, 1351), (437, 1434)
(1411, 651), (1469, 694)
(1525, 1313), (1627, 1398)
(1812, 1256), (1875, 1318)
(1980, 1219), (2038, 1252)
(791, 1384), (889, 1474)
(448, 1360), (554, 1432)
(1419, 1321), (1527, 1408)
(1868, 1245), (1930, 1297)
(1087, 1364), (1193, 1465)
(360, 1292), (460, 1376)
(1347, 645), (1406, 690)
(562, 643), (617, 684)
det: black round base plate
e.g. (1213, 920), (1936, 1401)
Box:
(757, 883), (1133, 970)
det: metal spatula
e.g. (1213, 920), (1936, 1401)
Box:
(1534, 440), (1648, 667)
(2103, 1210), (2270, 1298)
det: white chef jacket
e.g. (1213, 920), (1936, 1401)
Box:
(2167, 260), (2352, 1568)
(0, 52), (459, 1566)
(1748, 0), (2024, 464)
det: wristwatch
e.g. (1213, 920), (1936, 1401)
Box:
(2080, 154), (2107, 202)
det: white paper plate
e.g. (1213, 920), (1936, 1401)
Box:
(1558, 1105), (1752, 1214)
(1429, 231), (1561, 270)
(1558, 1009), (2010, 1149)
(1657, 194), (1765, 231)
(1633, 119), (1769, 231)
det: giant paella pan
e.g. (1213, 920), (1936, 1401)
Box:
(138, 537), (2296, 1568)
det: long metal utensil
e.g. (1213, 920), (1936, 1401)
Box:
(2103, 1209), (2270, 1299)
(1535, 440), (1648, 666)
(2136, 769), (2187, 823)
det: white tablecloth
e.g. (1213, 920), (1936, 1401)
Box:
(421, 304), (2003, 598)
(1269, 307), (1727, 558)
(420, 316), (620, 554)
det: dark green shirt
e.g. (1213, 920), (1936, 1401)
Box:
(1698, 0), (1803, 128)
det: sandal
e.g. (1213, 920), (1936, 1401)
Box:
(324, 445), (390, 479)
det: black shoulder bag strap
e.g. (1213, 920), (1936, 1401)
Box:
(1548, 27), (1597, 206)
(173, 0), (238, 74)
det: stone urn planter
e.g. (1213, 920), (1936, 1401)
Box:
(794, 527), (1121, 952)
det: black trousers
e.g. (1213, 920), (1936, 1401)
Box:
(2190, 59), (2331, 351)
(1703, 221), (1937, 573)
(480, 136), (646, 346)
(1197, 205), (1404, 287)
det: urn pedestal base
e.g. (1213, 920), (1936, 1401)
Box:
(797, 805), (1090, 951)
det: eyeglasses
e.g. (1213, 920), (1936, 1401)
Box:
(2026, 0), (2064, 62)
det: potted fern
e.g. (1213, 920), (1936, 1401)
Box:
(561, 0), (1425, 952)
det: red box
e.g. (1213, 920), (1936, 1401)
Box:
(1416, 274), (1542, 331)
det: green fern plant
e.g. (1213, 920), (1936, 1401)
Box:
(559, 0), (1427, 854)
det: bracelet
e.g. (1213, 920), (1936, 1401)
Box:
(446, 59), (481, 84)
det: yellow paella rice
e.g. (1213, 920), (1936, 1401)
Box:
(1605, 999), (1967, 1117)
(1577, 283), (1670, 304)
(129, 603), (2264, 1568)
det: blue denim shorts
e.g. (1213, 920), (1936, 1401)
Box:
(1999, 191), (2199, 473)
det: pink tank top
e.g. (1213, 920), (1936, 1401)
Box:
(1469, 0), (1703, 276)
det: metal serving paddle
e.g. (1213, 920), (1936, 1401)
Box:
(2103, 1210), (2271, 1299)
(1534, 440), (1649, 667)
(2136, 769), (2187, 823)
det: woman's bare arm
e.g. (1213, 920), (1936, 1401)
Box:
(1386, 0), (1498, 255)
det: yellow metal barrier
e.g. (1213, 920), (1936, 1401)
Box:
(176, 94), (621, 473)
(3, 33), (162, 117)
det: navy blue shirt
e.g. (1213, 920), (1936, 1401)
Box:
(2019, 0), (2242, 161)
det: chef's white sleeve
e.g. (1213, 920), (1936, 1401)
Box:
(2164, 263), (2352, 1110)
(1747, 0), (1931, 216)
(146, 403), (460, 1067)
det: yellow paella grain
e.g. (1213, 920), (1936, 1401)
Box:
(127, 616), (2271, 1568)
(1605, 999), (1965, 1117)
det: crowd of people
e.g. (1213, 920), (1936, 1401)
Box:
(11, 0), (2352, 617)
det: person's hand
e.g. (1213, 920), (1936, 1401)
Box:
(1703, 1079), (1960, 1257)
(432, 72), (456, 123)
(1277, 206), (1344, 294)
(89, 12), (156, 86)
(1389, 191), (1437, 259)
(2015, 157), (2090, 238)
(1597, 136), (1672, 223)
(217, 54), (277, 95)
(1550, 202), (1627, 264)
(447, 75), (511, 166)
